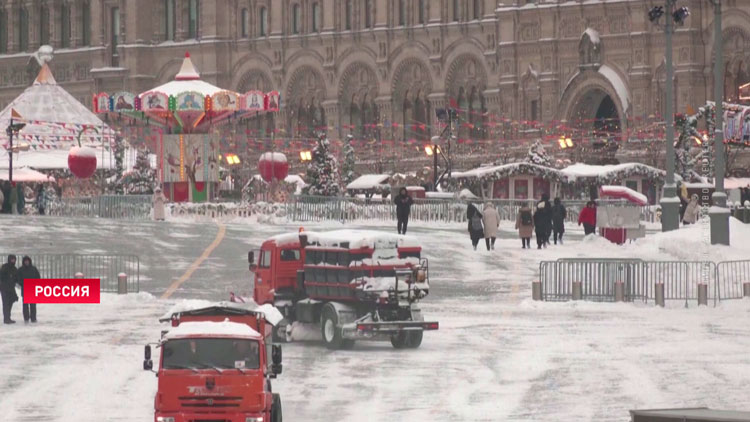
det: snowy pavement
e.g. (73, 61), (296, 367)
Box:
(0, 215), (749, 421)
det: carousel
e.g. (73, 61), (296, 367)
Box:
(93, 52), (281, 202)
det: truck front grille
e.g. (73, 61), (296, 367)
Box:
(178, 396), (242, 408)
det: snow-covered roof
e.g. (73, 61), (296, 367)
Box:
(583, 28), (600, 44)
(598, 65), (630, 113)
(726, 178), (750, 189)
(0, 64), (111, 146)
(0, 166), (56, 182)
(562, 163), (664, 182)
(346, 174), (391, 191)
(161, 300), (284, 326)
(451, 162), (566, 181)
(271, 230), (420, 249)
(599, 185), (648, 206)
(164, 320), (261, 340)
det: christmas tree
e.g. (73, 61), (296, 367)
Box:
(121, 147), (156, 194)
(341, 134), (357, 186)
(111, 136), (125, 194)
(302, 133), (342, 196)
(524, 140), (552, 167)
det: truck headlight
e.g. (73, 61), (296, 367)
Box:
(156, 417), (175, 422)
(246, 417), (264, 422)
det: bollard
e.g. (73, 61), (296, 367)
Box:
(117, 273), (128, 295)
(614, 281), (625, 302)
(744, 282), (750, 298)
(532, 281), (542, 301)
(74, 272), (84, 279)
(572, 282), (582, 301)
(655, 283), (665, 307)
(697, 283), (708, 306)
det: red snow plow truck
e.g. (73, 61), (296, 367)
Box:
(247, 230), (438, 349)
(143, 302), (283, 422)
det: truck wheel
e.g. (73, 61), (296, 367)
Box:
(390, 332), (408, 349)
(406, 331), (423, 349)
(271, 393), (282, 422)
(321, 305), (344, 350)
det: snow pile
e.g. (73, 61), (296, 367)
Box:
(164, 320), (261, 339)
(308, 230), (420, 249)
(161, 299), (284, 326)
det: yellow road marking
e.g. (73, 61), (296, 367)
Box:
(161, 222), (226, 299)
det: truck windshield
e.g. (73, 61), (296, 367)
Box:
(162, 338), (260, 371)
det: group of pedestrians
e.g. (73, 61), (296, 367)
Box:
(512, 194), (569, 249)
(0, 255), (40, 324)
(0, 181), (54, 215)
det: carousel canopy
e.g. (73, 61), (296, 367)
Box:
(146, 52), (223, 97)
(0, 63), (112, 148)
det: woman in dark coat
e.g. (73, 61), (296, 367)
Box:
(533, 202), (550, 249)
(551, 197), (566, 244)
(467, 203), (484, 251)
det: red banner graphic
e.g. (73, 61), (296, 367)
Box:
(23, 279), (101, 304)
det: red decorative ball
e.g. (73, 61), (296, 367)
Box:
(68, 147), (98, 179)
(258, 152), (289, 183)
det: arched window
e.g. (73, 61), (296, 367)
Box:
(312, 2), (320, 32)
(81, 3), (91, 46)
(418, 0), (425, 24)
(259, 7), (268, 36)
(473, 0), (480, 20)
(164, 0), (175, 40)
(0, 10), (8, 53)
(188, 0), (200, 39)
(345, 0), (352, 30)
(292, 4), (301, 34)
(452, 0), (460, 22)
(40, 6), (50, 45)
(18, 8), (29, 51)
(60, 5), (71, 47)
(241, 8), (248, 37)
(364, 0), (372, 29)
(398, 0), (406, 26)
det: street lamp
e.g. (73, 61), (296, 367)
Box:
(5, 113), (27, 184)
(558, 137), (573, 149)
(299, 150), (312, 162)
(709, 0), (730, 245)
(649, 1), (686, 232)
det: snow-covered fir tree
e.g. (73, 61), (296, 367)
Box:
(121, 147), (155, 194)
(341, 134), (357, 186)
(302, 133), (341, 196)
(110, 136), (125, 194)
(524, 140), (552, 167)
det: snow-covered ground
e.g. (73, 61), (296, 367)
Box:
(0, 215), (749, 421)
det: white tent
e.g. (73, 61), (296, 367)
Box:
(0, 166), (56, 183)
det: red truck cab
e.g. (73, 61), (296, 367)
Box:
(144, 303), (282, 422)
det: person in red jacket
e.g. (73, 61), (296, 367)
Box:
(578, 201), (597, 235)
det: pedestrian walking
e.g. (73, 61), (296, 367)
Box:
(482, 202), (500, 251)
(682, 194), (700, 225)
(515, 203), (534, 249)
(9, 182), (18, 215)
(538, 193), (553, 245)
(152, 187), (167, 221)
(551, 197), (566, 245)
(35, 184), (46, 215)
(1, 181), (10, 214)
(578, 201), (597, 235)
(394, 187), (413, 235)
(15, 256), (39, 323)
(467, 203), (484, 250)
(533, 202), (549, 249)
(16, 182), (25, 214)
(0, 255), (19, 324)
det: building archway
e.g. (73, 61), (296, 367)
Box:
(567, 88), (621, 137)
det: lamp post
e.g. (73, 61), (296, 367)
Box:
(650, 1), (681, 232)
(425, 140), (440, 191)
(5, 115), (27, 184)
(709, 0), (730, 245)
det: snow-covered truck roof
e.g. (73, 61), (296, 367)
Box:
(163, 320), (262, 340)
(269, 230), (421, 249)
(346, 174), (391, 191)
(160, 300), (284, 326)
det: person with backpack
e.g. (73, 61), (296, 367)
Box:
(533, 202), (550, 249)
(515, 203), (534, 249)
(551, 197), (566, 244)
(538, 193), (553, 245)
(394, 187), (414, 234)
(482, 202), (500, 251)
(467, 203), (484, 251)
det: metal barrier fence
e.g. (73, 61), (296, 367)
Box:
(538, 258), (734, 305)
(2, 254), (140, 293)
(48, 195), (152, 219)
(288, 195), (657, 224)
